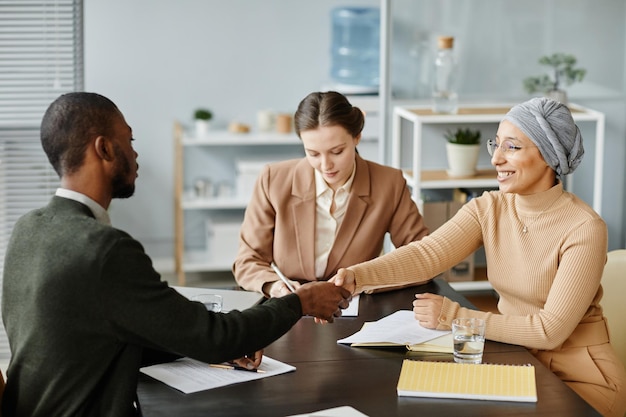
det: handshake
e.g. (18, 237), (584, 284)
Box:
(290, 268), (357, 323)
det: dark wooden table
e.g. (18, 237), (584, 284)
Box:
(137, 278), (601, 416)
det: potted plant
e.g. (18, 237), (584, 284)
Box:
(522, 53), (586, 104)
(194, 108), (213, 137)
(444, 128), (481, 177)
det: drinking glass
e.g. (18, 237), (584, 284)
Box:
(191, 294), (223, 313)
(452, 318), (485, 364)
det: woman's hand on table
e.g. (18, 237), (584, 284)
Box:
(413, 292), (444, 329)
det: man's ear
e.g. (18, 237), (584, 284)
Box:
(94, 136), (114, 161)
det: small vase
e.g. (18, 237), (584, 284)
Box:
(195, 120), (210, 138)
(446, 143), (480, 177)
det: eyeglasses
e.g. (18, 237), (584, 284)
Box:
(486, 139), (528, 156)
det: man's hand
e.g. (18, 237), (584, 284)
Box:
(328, 268), (356, 294)
(230, 350), (263, 370)
(413, 293), (444, 329)
(295, 281), (351, 323)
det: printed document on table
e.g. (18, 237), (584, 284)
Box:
(337, 310), (449, 345)
(286, 405), (369, 417)
(140, 356), (295, 394)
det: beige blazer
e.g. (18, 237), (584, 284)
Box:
(233, 155), (428, 294)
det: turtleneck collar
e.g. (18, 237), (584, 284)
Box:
(513, 182), (565, 216)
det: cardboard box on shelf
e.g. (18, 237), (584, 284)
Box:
(446, 253), (475, 282)
(206, 220), (241, 262)
(422, 198), (474, 282)
(235, 159), (272, 200)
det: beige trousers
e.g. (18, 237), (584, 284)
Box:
(532, 318), (626, 417)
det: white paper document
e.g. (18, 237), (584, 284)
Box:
(341, 294), (360, 317)
(286, 405), (369, 417)
(337, 310), (450, 345)
(140, 356), (295, 394)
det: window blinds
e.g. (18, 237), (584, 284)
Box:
(0, 0), (83, 364)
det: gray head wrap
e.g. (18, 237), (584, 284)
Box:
(503, 97), (584, 178)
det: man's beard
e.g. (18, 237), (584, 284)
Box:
(111, 174), (135, 199)
(111, 145), (136, 199)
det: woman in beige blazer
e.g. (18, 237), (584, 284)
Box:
(233, 91), (429, 297)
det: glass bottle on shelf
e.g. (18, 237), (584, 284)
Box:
(407, 31), (432, 99)
(431, 35), (458, 114)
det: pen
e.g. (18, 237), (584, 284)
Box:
(270, 262), (296, 293)
(209, 363), (266, 373)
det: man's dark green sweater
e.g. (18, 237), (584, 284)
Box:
(1, 197), (302, 417)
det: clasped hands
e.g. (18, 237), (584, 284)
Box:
(266, 276), (351, 323)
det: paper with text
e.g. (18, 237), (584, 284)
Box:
(337, 310), (450, 345)
(140, 356), (295, 394)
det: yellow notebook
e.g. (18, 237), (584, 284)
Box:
(397, 360), (537, 403)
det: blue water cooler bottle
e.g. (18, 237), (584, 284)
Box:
(330, 7), (380, 94)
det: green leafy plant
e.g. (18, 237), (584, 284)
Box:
(523, 53), (586, 94)
(194, 108), (213, 121)
(444, 128), (481, 145)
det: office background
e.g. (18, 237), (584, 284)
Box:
(83, 0), (626, 270)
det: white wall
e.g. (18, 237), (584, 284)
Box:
(85, 0), (626, 264)
(84, 0), (378, 259)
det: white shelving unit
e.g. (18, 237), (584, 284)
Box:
(173, 123), (304, 285)
(392, 102), (605, 214)
(391, 102), (606, 290)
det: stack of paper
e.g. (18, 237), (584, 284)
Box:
(140, 356), (295, 394)
(337, 310), (452, 353)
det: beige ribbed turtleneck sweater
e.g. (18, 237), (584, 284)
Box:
(350, 183), (608, 351)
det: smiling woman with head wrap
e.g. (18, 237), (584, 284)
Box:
(504, 97), (584, 179)
(330, 98), (626, 416)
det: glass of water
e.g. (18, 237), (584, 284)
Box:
(452, 318), (485, 364)
(191, 294), (223, 313)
